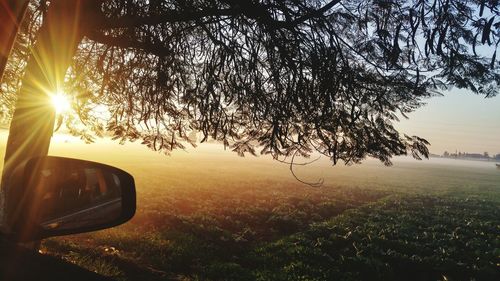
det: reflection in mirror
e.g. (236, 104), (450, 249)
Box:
(33, 166), (123, 231)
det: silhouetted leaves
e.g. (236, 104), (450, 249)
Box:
(4, 0), (500, 165)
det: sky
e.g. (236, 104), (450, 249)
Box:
(397, 88), (500, 155)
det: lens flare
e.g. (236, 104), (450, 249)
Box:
(51, 92), (70, 113)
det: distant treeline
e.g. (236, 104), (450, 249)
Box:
(438, 151), (500, 161)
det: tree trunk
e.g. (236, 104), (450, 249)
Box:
(0, 0), (86, 232)
(0, 0), (29, 81)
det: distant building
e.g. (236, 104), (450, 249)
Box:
(442, 151), (494, 161)
(463, 153), (483, 158)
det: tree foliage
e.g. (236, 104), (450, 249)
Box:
(3, 0), (500, 166)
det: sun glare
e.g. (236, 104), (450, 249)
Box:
(51, 92), (71, 113)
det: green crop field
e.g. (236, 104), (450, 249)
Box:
(2, 133), (499, 281)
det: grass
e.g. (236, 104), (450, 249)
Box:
(9, 138), (497, 280)
(42, 183), (388, 280)
(253, 196), (499, 281)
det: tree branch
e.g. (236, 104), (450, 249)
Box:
(86, 31), (170, 57)
(93, 0), (342, 30)
(292, 0), (341, 25)
(96, 8), (240, 29)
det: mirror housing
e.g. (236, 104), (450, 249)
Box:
(6, 156), (136, 241)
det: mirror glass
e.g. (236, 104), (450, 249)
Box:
(32, 166), (123, 231)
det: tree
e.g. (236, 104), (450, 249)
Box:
(2, 0), (500, 171)
(0, 0), (86, 238)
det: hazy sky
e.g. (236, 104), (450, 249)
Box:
(397, 89), (500, 155)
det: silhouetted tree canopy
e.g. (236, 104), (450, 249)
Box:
(3, 0), (500, 166)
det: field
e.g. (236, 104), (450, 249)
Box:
(2, 133), (499, 280)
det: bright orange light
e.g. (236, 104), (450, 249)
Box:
(51, 92), (71, 113)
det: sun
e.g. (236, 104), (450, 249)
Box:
(51, 92), (71, 113)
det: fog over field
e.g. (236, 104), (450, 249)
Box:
(48, 133), (500, 195)
(0, 130), (498, 198)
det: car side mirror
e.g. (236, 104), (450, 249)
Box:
(6, 156), (136, 242)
